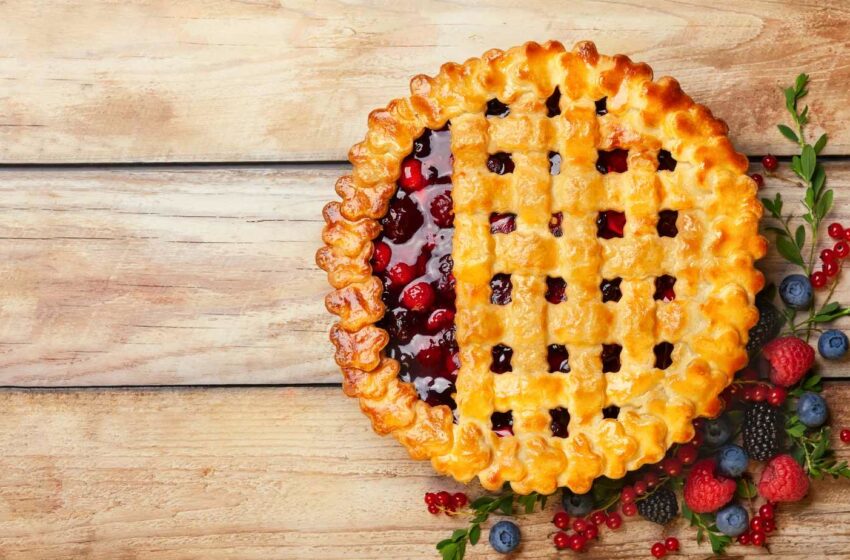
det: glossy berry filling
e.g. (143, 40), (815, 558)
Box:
(602, 405), (620, 419)
(545, 277), (567, 304)
(657, 210), (678, 237)
(657, 149), (677, 172)
(596, 149), (628, 174)
(490, 212), (517, 234)
(654, 342), (674, 369)
(491, 411), (514, 437)
(547, 344), (570, 373)
(375, 126), (457, 409)
(597, 210), (626, 239)
(549, 212), (564, 237)
(487, 152), (515, 174)
(595, 97), (608, 116)
(654, 275), (676, 302)
(486, 98), (510, 118)
(546, 87), (561, 117)
(600, 278), (622, 302)
(550, 407), (570, 438)
(549, 151), (562, 175)
(601, 344), (622, 373)
(490, 273), (513, 305)
(491, 344), (514, 373)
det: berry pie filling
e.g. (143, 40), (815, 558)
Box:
(374, 126), (457, 408)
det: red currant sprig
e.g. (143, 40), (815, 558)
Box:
(423, 491), (467, 516)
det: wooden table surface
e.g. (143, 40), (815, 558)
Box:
(2, 2), (850, 558)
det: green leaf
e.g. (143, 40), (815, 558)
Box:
(787, 423), (807, 438)
(815, 133), (828, 154)
(816, 189), (834, 220)
(778, 124), (798, 142)
(791, 155), (803, 178)
(795, 73), (809, 95)
(439, 543), (457, 560)
(499, 499), (513, 516)
(801, 144), (816, 180)
(784, 87), (797, 113)
(468, 524), (480, 546)
(813, 165), (827, 196)
(437, 539), (455, 549)
(776, 235), (805, 266)
(795, 224), (806, 249)
(735, 478), (757, 500)
(471, 497), (494, 509)
(451, 529), (467, 541)
(708, 532), (731, 554)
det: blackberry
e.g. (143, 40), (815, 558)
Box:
(746, 297), (782, 354)
(743, 402), (781, 461)
(637, 486), (678, 525)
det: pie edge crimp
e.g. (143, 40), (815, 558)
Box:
(316, 40), (767, 494)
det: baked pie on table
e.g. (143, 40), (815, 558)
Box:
(317, 40), (766, 495)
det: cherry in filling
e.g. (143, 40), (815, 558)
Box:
(550, 407), (570, 438)
(491, 410), (514, 437)
(601, 344), (622, 373)
(600, 277), (622, 302)
(654, 275), (676, 302)
(375, 126), (457, 409)
(596, 149), (628, 174)
(597, 210), (626, 239)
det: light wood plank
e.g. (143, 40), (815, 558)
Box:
(1, 385), (850, 559)
(1, 1), (849, 163)
(0, 163), (848, 386)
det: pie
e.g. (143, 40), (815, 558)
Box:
(316, 40), (766, 495)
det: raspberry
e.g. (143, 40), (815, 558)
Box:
(758, 454), (809, 502)
(683, 459), (736, 513)
(762, 336), (815, 387)
(743, 402), (781, 461)
(637, 486), (678, 524)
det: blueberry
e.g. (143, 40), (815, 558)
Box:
(716, 503), (749, 537)
(562, 490), (593, 517)
(797, 391), (828, 427)
(779, 274), (813, 310)
(716, 444), (749, 478)
(489, 520), (520, 554)
(818, 329), (848, 360)
(701, 415), (731, 447)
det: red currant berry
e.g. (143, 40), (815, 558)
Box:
(811, 270), (828, 289)
(764, 518), (776, 533)
(751, 173), (764, 188)
(572, 518), (589, 533)
(845, 228), (850, 242)
(823, 259), (840, 277)
(664, 537), (680, 552)
(569, 533), (587, 552)
(606, 511), (623, 529)
(436, 491), (451, 508)
(759, 503), (775, 520)
(387, 262), (415, 287)
(738, 532), (751, 545)
(591, 511), (607, 526)
(620, 486), (636, 504)
(644, 472), (660, 489)
(822, 248), (838, 263)
(427, 503), (440, 515)
(840, 429), (850, 443)
(829, 222), (845, 240)
(451, 492), (467, 509)
(767, 386), (787, 407)
(662, 457), (683, 477)
(690, 429), (704, 447)
(634, 480), (648, 496)
(750, 516), (763, 532)
(444, 502), (457, 515)
(584, 524), (599, 540)
(553, 511), (570, 530)
(752, 384), (768, 403)
(751, 530), (766, 547)
(399, 158), (427, 192)
(651, 542), (667, 558)
(424, 492), (437, 506)
(677, 444), (698, 465)
(554, 531), (569, 550)
(371, 241), (391, 272)
(401, 281), (436, 311)
(836, 241), (850, 259)
(762, 154), (779, 172)
(622, 502), (637, 517)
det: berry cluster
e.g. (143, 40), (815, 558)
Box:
(424, 491), (468, 516)
(551, 502), (623, 553)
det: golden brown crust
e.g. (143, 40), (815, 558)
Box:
(317, 40), (766, 494)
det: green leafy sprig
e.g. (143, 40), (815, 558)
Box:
(761, 73), (848, 341)
(436, 490), (547, 560)
(681, 503), (733, 554)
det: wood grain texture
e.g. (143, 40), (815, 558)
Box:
(1, 0), (849, 163)
(1, 163), (849, 386)
(0, 385), (849, 559)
